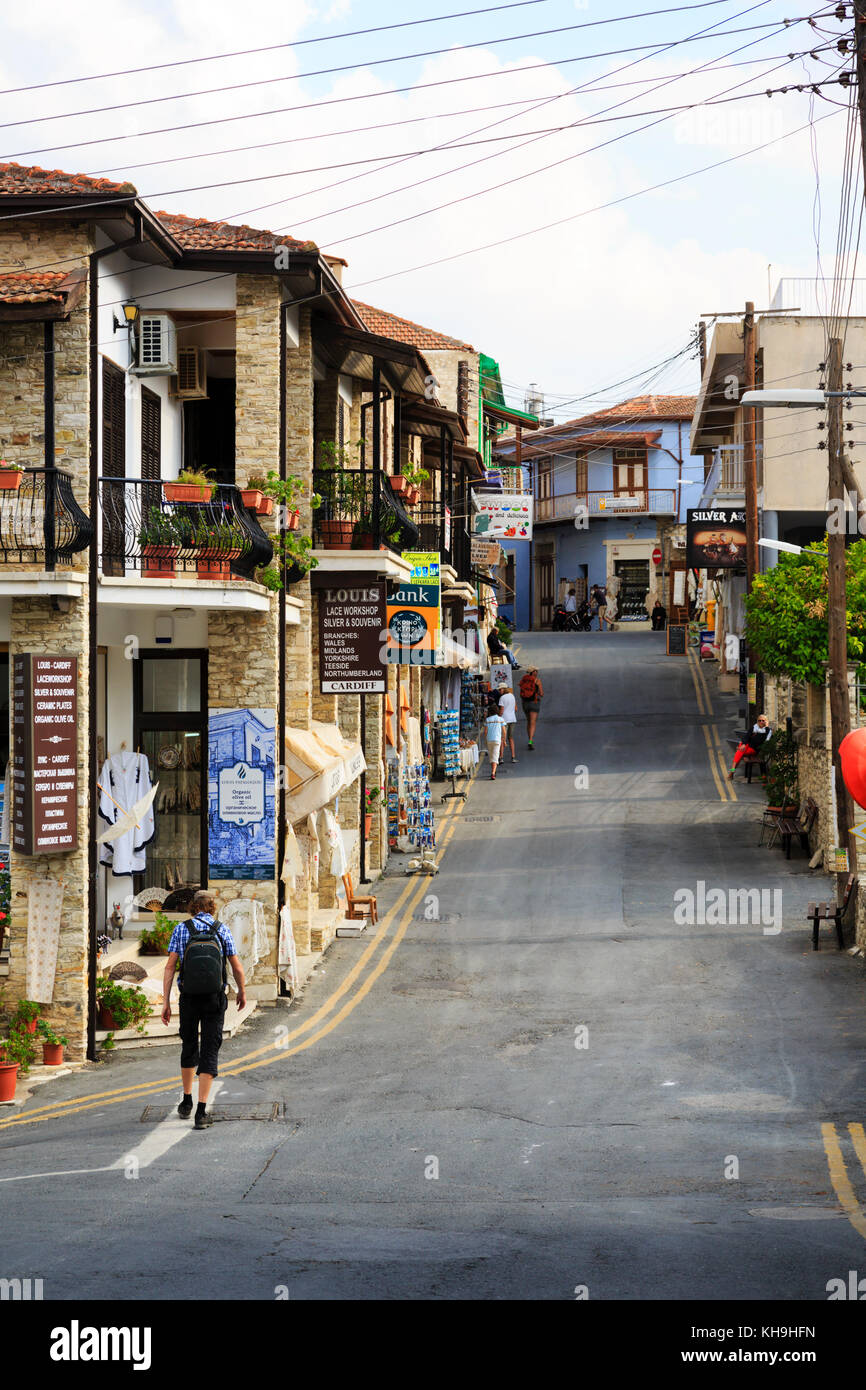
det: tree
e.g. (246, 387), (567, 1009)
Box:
(744, 539), (866, 687)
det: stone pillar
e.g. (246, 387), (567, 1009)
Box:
(364, 694), (385, 870)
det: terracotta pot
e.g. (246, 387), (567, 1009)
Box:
(405, 486), (419, 506)
(0, 1061), (19, 1102)
(42, 1043), (63, 1067)
(319, 519), (354, 549)
(353, 534), (388, 551)
(286, 509), (300, 531)
(240, 489), (264, 511)
(364, 813), (373, 839)
(163, 482), (213, 504)
(142, 545), (178, 578)
(196, 547), (242, 581)
(389, 475), (410, 497)
(257, 496), (275, 517)
(23, 1018), (38, 1034)
(0, 468), (24, 490)
(99, 1006), (119, 1030)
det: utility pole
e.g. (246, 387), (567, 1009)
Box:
(827, 337), (856, 891)
(743, 301), (760, 724)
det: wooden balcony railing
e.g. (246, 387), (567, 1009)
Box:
(535, 489), (676, 523)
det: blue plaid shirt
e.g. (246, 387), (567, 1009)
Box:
(167, 912), (236, 961)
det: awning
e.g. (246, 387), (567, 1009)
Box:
(436, 632), (487, 671)
(284, 722), (366, 821)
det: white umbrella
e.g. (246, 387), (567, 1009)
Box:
(96, 782), (159, 845)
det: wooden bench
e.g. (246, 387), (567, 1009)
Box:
(777, 797), (818, 860)
(342, 873), (378, 925)
(808, 874), (856, 951)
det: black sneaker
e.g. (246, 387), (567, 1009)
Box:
(194, 1110), (213, 1130)
(177, 1095), (193, 1119)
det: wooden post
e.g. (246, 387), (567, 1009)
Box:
(827, 336), (856, 891)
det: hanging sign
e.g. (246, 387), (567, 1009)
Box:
(12, 653), (78, 854)
(444, 505), (452, 553)
(208, 707), (275, 880)
(472, 494), (533, 540)
(686, 508), (747, 568)
(318, 575), (387, 693)
(386, 552), (441, 665)
(471, 537), (501, 566)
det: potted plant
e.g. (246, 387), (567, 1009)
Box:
(36, 1020), (68, 1066)
(191, 517), (243, 580)
(315, 440), (365, 548)
(0, 460), (24, 490)
(352, 507), (401, 551)
(391, 464), (429, 507)
(164, 468), (215, 504)
(364, 786), (380, 839)
(762, 728), (799, 813)
(240, 473), (274, 516)
(95, 977), (152, 1033)
(11, 999), (40, 1034)
(138, 909), (174, 956)
(138, 507), (181, 578)
(1, 1025), (37, 1090)
(0, 1050), (19, 1101)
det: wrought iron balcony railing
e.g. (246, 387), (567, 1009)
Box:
(312, 469), (418, 553)
(98, 478), (273, 579)
(0, 467), (92, 566)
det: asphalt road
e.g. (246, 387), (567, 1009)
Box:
(3, 630), (866, 1302)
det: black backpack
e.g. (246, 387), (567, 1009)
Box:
(179, 920), (227, 998)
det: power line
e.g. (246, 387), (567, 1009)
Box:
(0, 0), (751, 98)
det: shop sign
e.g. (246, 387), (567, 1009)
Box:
(386, 552), (441, 665)
(490, 664), (512, 692)
(471, 537), (501, 566)
(686, 508), (747, 568)
(472, 494), (532, 540)
(318, 575), (387, 693)
(444, 505), (452, 553)
(208, 707), (275, 880)
(12, 653), (78, 854)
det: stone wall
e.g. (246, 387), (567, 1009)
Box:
(8, 597), (90, 1059)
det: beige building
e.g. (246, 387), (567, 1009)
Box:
(0, 162), (486, 1061)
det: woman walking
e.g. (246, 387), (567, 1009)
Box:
(486, 708), (505, 779)
(519, 668), (544, 749)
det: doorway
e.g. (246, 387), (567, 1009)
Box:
(614, 558), (650, 622)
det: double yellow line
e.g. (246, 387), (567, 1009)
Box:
(687, 646), (736, 802)
(0, 779), (474, 1134)
(821, 1122), (866, 1241)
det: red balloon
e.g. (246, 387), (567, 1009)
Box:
(839, 728), (866, 809)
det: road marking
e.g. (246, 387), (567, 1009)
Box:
(686, 646), (708, 716)
(0, 779), (476, 1131)
(821, 1121), (866, 1241)
(849, 1121), (866, 1180)
(710, 723), (737, 802)
(701, 725), (730, 803)
(0, 1081), (221, 1182)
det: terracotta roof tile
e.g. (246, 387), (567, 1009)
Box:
(0, 161), (136, 197)
(352, 299), (474, 352)
(570, 394), (698, 425)
(156, 211), (316, 255)
(0, 271), (70, 304)
(516, 428), (663, 459)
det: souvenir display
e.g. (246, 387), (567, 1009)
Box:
(406, 762), (435, 853)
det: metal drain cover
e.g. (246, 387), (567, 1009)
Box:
(463, 815), (500, 823)
(412, 911), (462, 923)
(141, 1102), (290, 1122)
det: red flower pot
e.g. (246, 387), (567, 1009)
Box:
(319, 520), (354, 549)
(196, 548), (242, 581)
(142, 545), (178, 578)
(99, 1006), (119, 1030)
(24, 1018), (38, 1034)
(163, 482), (213, 504)
(286, 509), (300, 531)
(0, 468), (24, 490)
(389, 476), (410, 497)
(42, 1043), (63, 1066)
(0, 1061), (19, 1102)
(240, 489), (264, 511)
(257, 496), (275, 517)
(364, 813), (372, 839)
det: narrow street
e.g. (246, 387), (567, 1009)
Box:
(2, 631), (865, 1301)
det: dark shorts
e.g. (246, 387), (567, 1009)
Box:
(179, 991), (227, 1077)
(522, 701), (540, 715)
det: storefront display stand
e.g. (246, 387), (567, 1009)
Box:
(441, 774), (467, 803)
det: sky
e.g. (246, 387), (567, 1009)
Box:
(0, 0), (859, 419)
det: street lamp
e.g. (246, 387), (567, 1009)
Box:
(757, 538), (805, 555)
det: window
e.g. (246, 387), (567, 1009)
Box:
(613, 449), (646, 496)
(141, 387), (161, 480)
(102, 359), (126, 477)
(575, 454), (588, 495)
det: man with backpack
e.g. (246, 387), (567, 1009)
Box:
(161, 891), (246, 1130)
(519, 667), (544, 749)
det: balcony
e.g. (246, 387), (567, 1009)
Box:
(97, 478), (272, 596)
(535, 489), (676, 523)
(0, 467), (92, 566)
(416, 499), (471, 583)
(312, 470), (418, 554)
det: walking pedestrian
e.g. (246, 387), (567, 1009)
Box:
(592, 582), (610, 631)
(486, 707), (505, 779)
(519, 667), (544, 749)
(161, 891), (247, 1129)
(498, 685), (518, 763)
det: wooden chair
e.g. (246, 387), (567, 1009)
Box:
(808, 874), (856, 950)
(342, 874), (378, 924)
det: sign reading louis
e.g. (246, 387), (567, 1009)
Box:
(208, 708), (275, 880)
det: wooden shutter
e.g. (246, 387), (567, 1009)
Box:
(102, 358), (126, 478)
(141, 387), (161, 480)
(575, 454), (588, 495)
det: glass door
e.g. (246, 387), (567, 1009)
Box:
(134, 652), (207, 902)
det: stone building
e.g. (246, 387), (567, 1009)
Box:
(0, 162), (484, 1060)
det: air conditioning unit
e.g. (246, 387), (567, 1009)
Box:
(172, 346), (208, 400)
(132, 313), (177, 376)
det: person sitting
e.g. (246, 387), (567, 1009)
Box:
(487, 628), (520, 669)
(563, 588), (577, 613)
(728, 714), (772, 779)
(651, 600), (667, 630)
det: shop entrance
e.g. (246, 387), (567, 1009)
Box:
(133, 650), (208, 904)
(614, 558), (650, 622)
